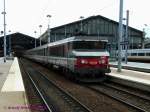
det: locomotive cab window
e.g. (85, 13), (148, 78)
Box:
(72, 41), (107, 50)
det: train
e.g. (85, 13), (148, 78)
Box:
(121, 49), (150, 62)
(24, 36), (111, 82)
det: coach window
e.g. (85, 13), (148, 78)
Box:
(138, 53), (144, 56)
(73, 41), (107, 50)
(146, 53), (150, 56)
(131, 53), (137, 56)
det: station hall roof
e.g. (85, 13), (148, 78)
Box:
(43, 15), (143, 35)
(0, 32), (44, 56)
(0, 32), (36, 50)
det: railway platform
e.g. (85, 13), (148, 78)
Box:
(109, 67), (150, 85)
(108, 61), (150, 92)
(0, 57), (30, 112)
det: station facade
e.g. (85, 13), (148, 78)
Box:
(40, 15), (143, 59)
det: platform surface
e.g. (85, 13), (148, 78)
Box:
(109, 66), (150, 85)
(0, 58), (13, 90)
(1, 57), (25, 91)
(0, 57), (30, 112)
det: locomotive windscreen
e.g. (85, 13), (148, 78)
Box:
(72, 41), (107, 50)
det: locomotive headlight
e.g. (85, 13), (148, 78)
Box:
(81, 59), (88, 64)
(101, 59), (105, 64)
(81, 60), (85, 64)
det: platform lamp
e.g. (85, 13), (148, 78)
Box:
(79, 16), (84, 32)
(34, 31), (37, 48)
(47, 15), (51, 43)
(1, 31), (4, 35)
(39, 25), (42, 46)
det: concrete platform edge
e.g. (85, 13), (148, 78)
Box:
(107, 75), (150, 93)
(0, 57), (31, 112)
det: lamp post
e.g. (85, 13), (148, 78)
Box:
(39, 25), (42, 46)
(34, 31), (37, 48)
(2, 0), (7, 62)
(80, 16), (84, 32)
(117, 0), (124, 72)
(124, 10), (129, 64)
(47, 15), (51, 43)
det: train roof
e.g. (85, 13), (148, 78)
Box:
(48, 36), (108, 46)
(27, 36), (108, 52)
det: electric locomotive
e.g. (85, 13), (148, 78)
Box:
(24, 36), (111, 82)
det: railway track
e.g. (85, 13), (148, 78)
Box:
(103, 81), (150, 101)
(86, 82), (150, 112)
(19, 59), (52, 112)
(20, 58), (92, 112)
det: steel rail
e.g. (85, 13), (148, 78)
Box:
(33, 66), (93, 112)
(87, 86), (148, 112)
(103, 82), (150, 101)
(19, 59), (52, 112)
